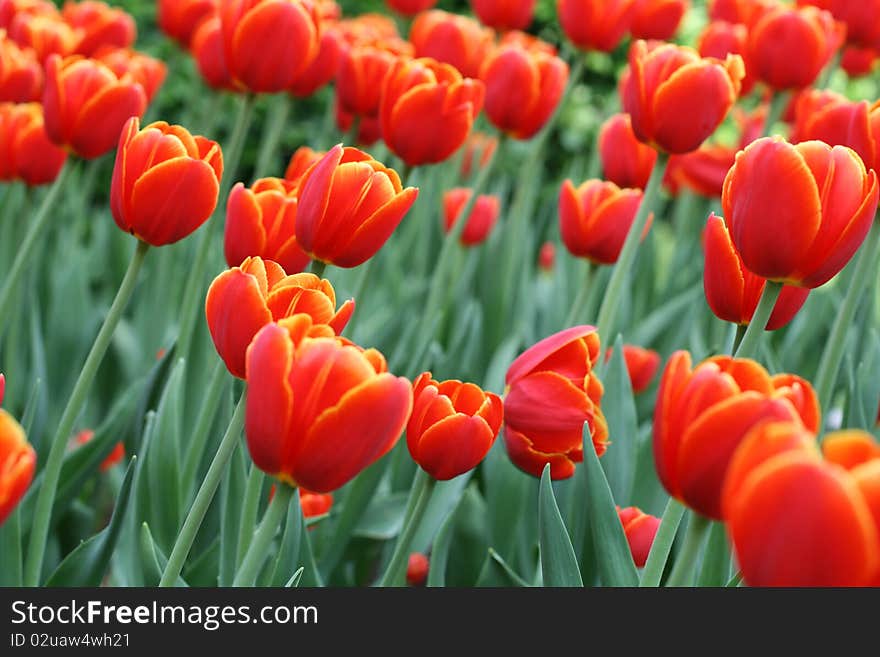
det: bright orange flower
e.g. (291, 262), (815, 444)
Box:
(406, 552), (429, 585)
(206, 257), (354, 378)
(62, 1), (136, 57)
(503, 326), (609, 480)
(8, 12), (78, 63)
(74, 429), (124, 472)
(407, 372), (503, 480)
(0, 378), (35, 526)
(442, 187), (500, 246)
(385, 0), (436, 15)
(284, 145), (324, 182)
(244, 316), (412, 492)
(796, 0), (880, 48)
(722, 137), (879, 288)
(0, 102), (67, 185)
(472, 0), (535, 31)
(557, 0), (634, 53)
(335, 44), (400, 119)
(158, 0), (217, 47)
(410, 10), (494, 79)
(224, 178), (311, 273)
(110, 117), (223, 246)
(294, 145), (418, 267)
(605, 345), (661, 393)
(598, 113), (657, 190)
(289, 25), (342, 97)
(0, 33), (42, 101)
(629, 0), (689, 40)
(94, 47), (167, 103)
(617, 506), (660, 567)
(697, 20), (755, 95)
(189, 15), (233, 91)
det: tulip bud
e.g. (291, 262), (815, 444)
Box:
(385, 0), (437, 16)
(471, 0), (535, 31)
(0, 102), (67, 185)
(190, 15), (234, 91)
(0, 34), (43, 102)
(62, 1), (136, 57)
(406, 553), (430, 585)
(335, 44), (400, 120)
(698, 19), (755, 95)
(558, 0), (635, 53)
(94, 47), (167, 104)
(284, 145), (325, 182)
(8, 12), (78, 63)
(442, 188), (500, 246)
(289, 26), (342, 98)
(158, 0), (217, 47)
(538, 241), (555, 272)
(629, 0), (689, 41)
(796, 0), (880, 49)
(841, 46), (878, 78)
(606, 345), (662, 393)
(617, 506), (661, 567)
(410, 10), (494, 79)
(598, 113), (657, 189)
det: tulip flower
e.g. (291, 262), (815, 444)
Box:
(796, 0), (880, 49)
(294, 145), (418, 267)
(289, 26), (342, 98)
(841, 46), (878, 78)
(559, 179), (649, 265)
(605, 345), (661, 393)
(245, 316), (412, 492)
(709, 0), (775, 26)
(206, 257), (354, 378)
(538, 241), (555, 272)
(442, 188), (500, 246)
(219, 0), (320, 93)
(0, 404), (35, 526)
(557, 0), (635, 53)
(748, 5), (843, 90)
(0, 0), (57, 29)
(0, 34), (42, 101)
(43, 54), (146, 159)
(158, 0), (217, 47)
(471, 0), (535, 31)
(503, 326), (609, 480)
(62, 1), (136, 57)
(703, 214), (810, 330)
(410, 10), (494, 79)
(190, 15), (234, 91)
(94, 47), (168, 104)
(598, 113), (657, 189)
(8, 12), (78, 63)
(629, 0), (689, 40)
(407, 372), (503, 480)
(335, 44), (400, 120)
(110, 117), (223, 246)
(385, 0), (436, 15)
(225, 178), (310, 273)
(335, 103), (381, 146)
(617, 506), (661, 567)
(697, 20), (755, 95)
(654, 351), (819, 519)
(621, 40), (745, 154)
(0, 102), (67, 185)
(74, 429), (124, 472)
(284, 145), (324, 182)
(406, 553), (430, 586)
(723, 422), (880, 586)
(480, 42), (568, 140)
(380, 57), (485, 166)
(299, 488), (333, 519)
(460, 131), (497, 178)
(722, 137), (879, 288)
(664, 146), (736, 198)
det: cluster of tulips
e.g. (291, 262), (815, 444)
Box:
(0, 0), (878, 589)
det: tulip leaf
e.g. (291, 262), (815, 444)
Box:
(140, 522), (188, 588)
(426, 496), (464, 588)
(352, 491), (408, 540)
(538, 464), (583, 587)
(410, 473), (471, 554)
(297, 501), (323, 587)
(846, 331), (880, 431)
(219, 441), (248, 586)
(697, 521), (731, 587)
(483, 336), (521, 394)
(600, 335), (638, 502)
(268, 488), (304, 586)
(475, 549), (529, 587)
(631, 284), (702, 347)
(0, 509), (22, 586)
(484, 441), (530, 561)
(285, 567), (305, 588)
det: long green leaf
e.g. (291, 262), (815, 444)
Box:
(538, 464), (583, 587)
(600, 335), (638, 502)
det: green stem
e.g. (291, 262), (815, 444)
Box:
(0, 162), (71, 341)
(594, 152), (669, 356)
(232, 482), (293, 587)
(733, 281), (783, 359)
(181, 361), (228, 492)
(731, 323), (748, 355)
(236, 464), (266, 567)
(310, 260), (327, 279)
(639, 498), (685, 587)
(814, 221), (880, 417)
(344, 114), (362, 147)
(24, 239), (150, 586)
(665, 512), (711, 587)
(254, 96), (291, 179)
(379, 468), (435, 586)
(818, 50), (842, 90)
(565, 262), (597, 326)
(763, 91), (790, 138)
(160, 390), (247, 587)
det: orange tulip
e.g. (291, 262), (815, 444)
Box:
(190, 15), (233, 91)
(629, 0), (689, 40)
(0, 405), (35, 526)
(43, 54), (146, 159)
(110, 117), (223, 246)
(62, 1), (136, 57)
(94, 47), (167, 104)
(289, 25), (342, 97)
(796, 0), (880, 49)
(74, 429), (124, 472)
(244, 316), (412, 492)
(653, 351), (819, 519)
(406, 552), (429, 586)
(8, 12), (78, 63)
(722, 137), (879, 288)
(410, 10), (494, 79)
(503, 326), (609, 480)
(471, 0), (535, 31)
(158, 0), (217, 47)
(284, 145), (325, 182)
(206, 257), (354, 378)
(703, 213), (810, 330)
(557, 0), (634, 53)
(617, 506), (661, 567)
(380, 57), (485, 166)
(480, 42), (568, 140)
(219, 0), (320, 93)
(697, 20), (755, 95)
(385, 0), (436, 15)
(559, 179), (649, 265)
(605, 345), (661, 393)
(0, 33), (42, 101)
(442, 187), (500, 246)
(407, 372), (503, 480)
(294, 144), (418, 267)
(621, 40), (744, 154)
(335, 44), (400, 119)
(224, 178), (311, 273)
(598, 113), (657, 190)
(300, 488), (333, 519)
(0, 0), (57, 29)
(723, 422), (880, 586)
(0, 102), (67, 185)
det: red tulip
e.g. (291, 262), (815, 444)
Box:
(605, 345), (661, 393)
(796, 0), (880, 49)
(503, 326), (609, 480)
(190, 15), (234, 91)
(617, 506), (661, 567)
(158, 0), (218, 47)
(406, 553), (430, 585)
(385, 0), (436, 16)
(471, 0), (535, 31)
(722, 137), (879, 288)
(335, 103), (381, 147)
(0, 102), (67, 185)
(62, 1), (136, 57)
(841, 46), (878, 78)
(0, 405), (35, 526)
(410, 9), (494, 79)
(697, 20), (755, 95)
(299, 488), (333, 519)
(442, 188), (500, 246)
(94, 47), (167, 104)
(708, 0), (775, 26)
(284, 145), (325, 182)
(629, 0), (689, 41)
(110, 117), (223, 246)
(289, 25), (342, 97)
(335, 44), (400, 119)
(598, 113), (657, 189)
(8, 12), (78, 63)
(538, 241), (555, 272)
(0, 0), (58, 29)
(557, 0), (635, 53)
(0, 33), (43, 101)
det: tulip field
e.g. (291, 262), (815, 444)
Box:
(1, 0), (880, 593)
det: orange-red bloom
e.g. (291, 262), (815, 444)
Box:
(43, 54), (146, 159)
(0, 102), (67, 185)
(472, 0), (535, 31)
(385, 0), (436, 15)
(94, 47), (167, 104)
(335, 103), (381, 147)
(408, 372), (503, 480)
(708, 0), (775, 26)
(8, 12), (78, 63)
(841, 46), (878, 78)
(0, 0), (57, 29)
(653, 351), (819, 519)
(442, 187), (500, 246)
(410, 10), (494, 79)
(629, 0), (689, 40)
(294, 144), (418, 267)
(300, 488), (333, 519)
(406, 552), (429, 585)
(598, 113), (657, 189)
(110, 117), (223, 246)
(559, 179), (649, 265)
(722, 137), (879, 288)
(74, 429), (124, 472)
(538, 241), (555, 272)
(697, 20), (755, 95)
(245, 316), (412, 492)
(62, 1), (136, 57)
(335, 44), (400, 119)
(797, 0), (880, 49)
(0, 34), (42, 101)
(284, 145), (324, 182)
(158, 0), (217, 47)
(703, 213), (810, 330)
(289, 25), (342, 97)
(480, 42), (568, 140)
(617, 506), (660, 567)
(0, 376), (35, 526)
(621, 40), (744, 154)
(190, 15), (233, 91)
(605, 345), (661, 393)
(557, 0), (634, 53)
(503, 326), (609, 480)
(723, 422), (880, 586)
(206, 257), (354, 378)
(225, 178), (310, 273)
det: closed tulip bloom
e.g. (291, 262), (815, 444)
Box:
(558, 0), (635, 53)
(62, 1), (136, 57)
(190, 15), (233, 91)
(289, 26), (342, 97)
(698, 20), (755, 95)
(294, 145), (418, 267)
(617, 506), (661, 567)
(480, 43), (568, 140)
(335, 103), (381, 147)
(382, 58), (485, 166)
(538, 241), (555, 272)
(472, 0), (535, 31)
(703, 214), (810, 330)
(653, 351), (818, 519)
(723, 422), (880, 586)
(110, 117), (222, 246)
(722, 137), (879, 288)
(503, 326), (609, 480)
(245, 316), (412, 492)
(284, 145), (325, 182)
(841, 46), (878, 78)
(385, 0), (436, 16)
(0, 406), (35, 525)
(610, 345), (662, 393)
(442, 188), (500, 246)
(299, 488), (333, 521)
(9, 12), (78, 63)
(158, 0), (217, 47)
(630, 0), (689, 40)
(219, 0), (320, 93)
(335, 45), (399, 119)
(410, 10), (494, 79)
(797, 0), (880, 49)
(748, 5), (843, 90)
(598, 113), (657, 189)
(94, 48), (167, 104)
(0, 102), (67, 185)
(406, 553), (429, 585)
(665, 145), (736, 198)
(792, 91), (880, 172)
(408, 372), (503, 480)
(709, 0), (775, 26)
(621, 40), (744, 154)
(0, 34), (42, 101)
(43, 54), (146, 159)
(206, 257), (354, 378)
(559, 179), (649, 265)
(225, 178), (310, 273)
